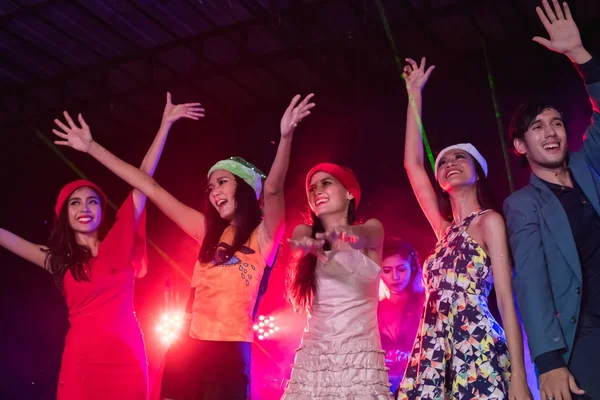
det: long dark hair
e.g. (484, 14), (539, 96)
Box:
(199, 176), (263, 263)
(287, 199), (356, 312)
(382, 238), (421, 292)
(45, 198), (104, 288)
(436, 159), (495, 222)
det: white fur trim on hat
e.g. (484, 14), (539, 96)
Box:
(434, 143), (488, 180)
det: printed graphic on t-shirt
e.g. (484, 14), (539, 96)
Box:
(211, 242), (257, 286)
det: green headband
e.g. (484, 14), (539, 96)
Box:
(207, 157), (265, 199)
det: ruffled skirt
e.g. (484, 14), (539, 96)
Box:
(282, 337), (393, 399)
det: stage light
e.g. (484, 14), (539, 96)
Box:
(254, 315), (280, 341)
(156, 311), (185, 345)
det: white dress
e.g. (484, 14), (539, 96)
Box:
(282, 249), (393, 399)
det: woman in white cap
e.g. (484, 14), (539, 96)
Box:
(397, 58), (531, 400)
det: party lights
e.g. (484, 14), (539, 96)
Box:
(156, 311), (185, 345)
(253, 315), (280, 341)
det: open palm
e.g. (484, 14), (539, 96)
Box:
(280, 93), (316, 138)
(162, 92), (205, 125)
(533, 0), (582, 55)
(404, 57), (435, 94)
(52, 111), (94, 153)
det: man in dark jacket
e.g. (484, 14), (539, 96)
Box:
(504, 1), (600, 400)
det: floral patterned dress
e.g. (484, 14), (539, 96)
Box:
(398, 210), (511, 399)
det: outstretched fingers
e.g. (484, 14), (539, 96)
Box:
(52, 129), (68, 140)
(62, 111), (77, 129)
(54, 118), (70, 133)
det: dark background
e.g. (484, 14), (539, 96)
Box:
(1, 0), (600, 398)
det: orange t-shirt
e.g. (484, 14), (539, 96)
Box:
(189, 225), (266, 342)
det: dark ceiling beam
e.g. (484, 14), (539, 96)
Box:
(72, 1), (222, 109)
(0, 45), (38, 82)
(0, 3), (338, 122)
(0, 0), (64, 24)
(119, 0), (231, 105)
(1, 43), (321, 127)
(182, 0), (296, 96)
(2, 1), (151, 136)
(49, 43), (323, 114)
(123, 0), (269, 105)
(238, 0), (350, 94)
(0, 77), (152, 139)
(1, 0), (331, 94)
(0, 20), (145, 134)
(2, 0), (150, 135)
(6, 0), (150, 127)
(307, 1), (397, 85)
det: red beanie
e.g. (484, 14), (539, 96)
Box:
(55, 180), (108, 216)
(305, 163), (361, 209)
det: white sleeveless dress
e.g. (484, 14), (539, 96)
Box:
(282, 249), (393, 399)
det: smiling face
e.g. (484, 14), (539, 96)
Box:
(513, 108), (568, 170)
(207, 170), (237, 221)
(436, 149), (478, 192)
(381, 254), (413, 294)
(307, 171), (353, 217)
(67, 186), (103, 234)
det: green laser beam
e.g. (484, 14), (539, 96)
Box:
(374, 0), (436, 173)
(36, 129), (191, 281)
(481, 38), (514, 193)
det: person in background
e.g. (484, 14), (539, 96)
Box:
(377, 237), (425, 394)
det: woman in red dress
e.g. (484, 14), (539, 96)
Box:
(0, 93), (203, 399)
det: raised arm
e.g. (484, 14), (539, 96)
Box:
(481, 212), (531, 400)
(402, 57), (448, 239)
(259, 94), (315, 265)
(52, 112), (206, 244)
(133, 92), (204, 219)
(531, 0), (600, 173)
(0, 228), (47, 269)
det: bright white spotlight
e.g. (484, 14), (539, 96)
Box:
(156, 311), (185, 345)
(255, 315), (280, 341)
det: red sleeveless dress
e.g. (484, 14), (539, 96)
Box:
(57, 193), (149, 400)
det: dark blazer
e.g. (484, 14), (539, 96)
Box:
(504, 80), (600, 369)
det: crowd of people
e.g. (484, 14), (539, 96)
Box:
(1, 1), (599, 399)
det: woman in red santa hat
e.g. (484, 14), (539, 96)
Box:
(0, 93), (203, 399)
(283, 162), (393, 399)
